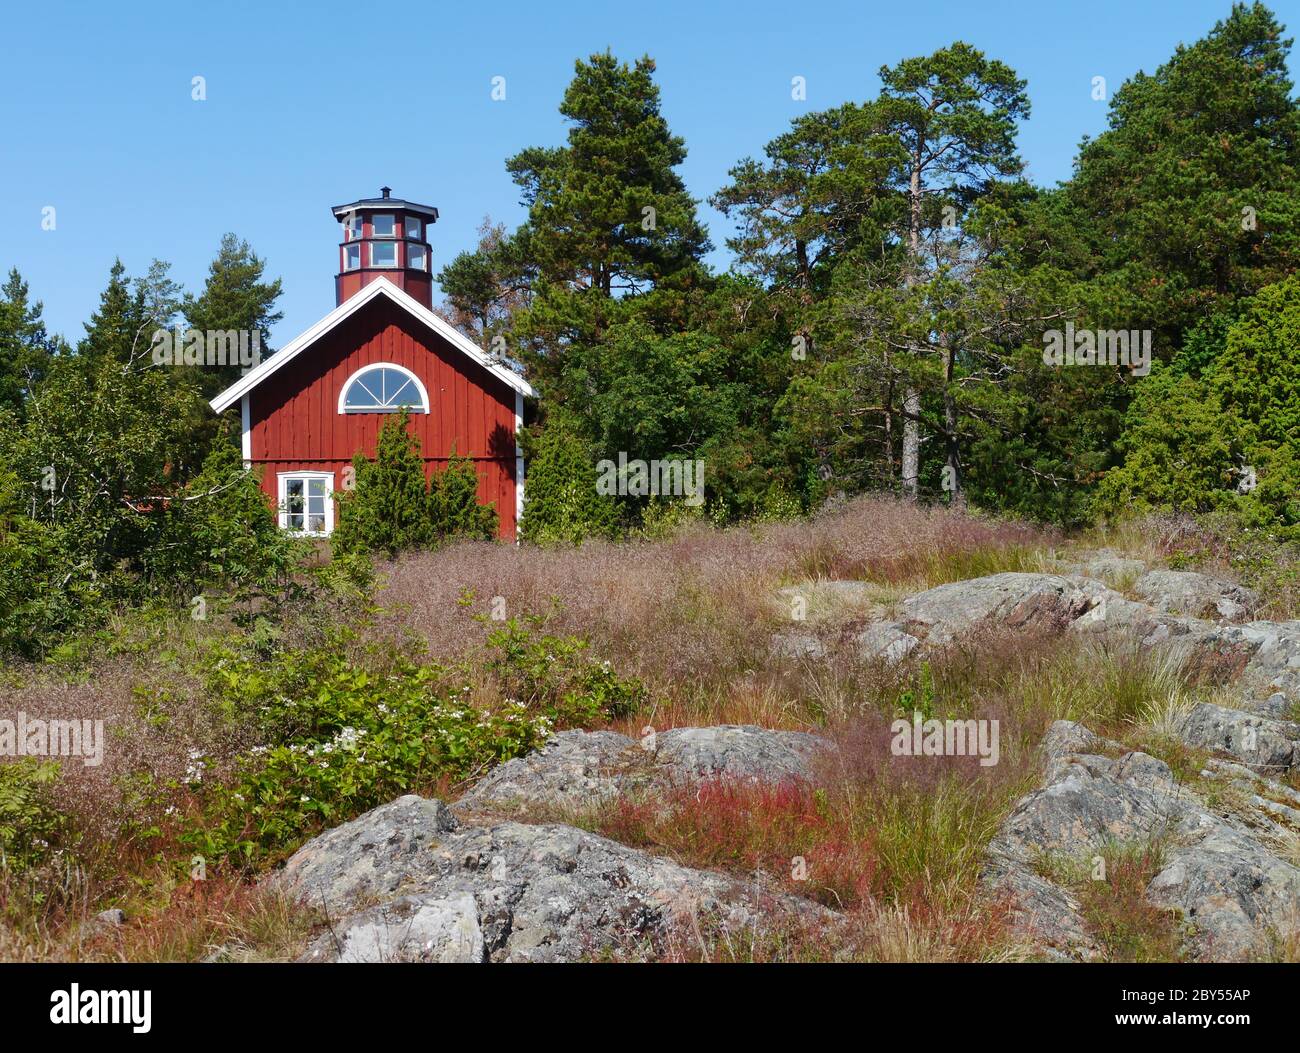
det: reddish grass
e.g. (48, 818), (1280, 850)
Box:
(74, 876), (313, 963)
(599, 779), (879, 910)
(1076, 842), (1185, 963)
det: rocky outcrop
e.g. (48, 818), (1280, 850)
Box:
(853, 622), (920, 664)
(1133, 570), (1259, 622)
(272, 795), (459, 914)
(984, 721), (1300, 962)
(899, 573), (1106, 645)
(1236, 620), (1300, 708)
(279, 796), (830, 963)
(772, 571), (1300, 720)
(455, 724), (828, 817)
(1177, 702), (1300, 773)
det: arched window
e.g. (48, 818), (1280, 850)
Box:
(338, 362), (430, 413)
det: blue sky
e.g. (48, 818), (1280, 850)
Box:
(3, 0), (1294, 346)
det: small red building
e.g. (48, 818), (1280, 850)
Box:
(209, 188), (535, 540)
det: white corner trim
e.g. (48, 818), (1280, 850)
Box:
(209, 277), (536, 413)
(514, 389), (525, 541)
(240, 394), (252, 468)
(336, 361), (431, 414)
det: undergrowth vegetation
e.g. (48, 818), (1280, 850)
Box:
(0, 493), (1278, 962)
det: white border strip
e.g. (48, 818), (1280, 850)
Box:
(514, 389), (525, 541)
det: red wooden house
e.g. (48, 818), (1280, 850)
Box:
(209, 188), (535, 540)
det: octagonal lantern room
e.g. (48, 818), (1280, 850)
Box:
(331, 186), (439, 308)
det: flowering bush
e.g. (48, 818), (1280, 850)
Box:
(484, 615), (646, 727)
(176, 622), (647, 871)
(180, 641), (552, 869)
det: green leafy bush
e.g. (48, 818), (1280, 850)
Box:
(0, 467), (99, 658)
(182, 640), (552, 868)
(174, 615), (648, 869)
(0, 759), (66, 877)
(485, 616), (646, 726)
(145, 441), (310, 615)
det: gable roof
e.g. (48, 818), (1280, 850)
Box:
(208, 277), (535, 413)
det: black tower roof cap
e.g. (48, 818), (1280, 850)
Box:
(331, 189), (439, 222)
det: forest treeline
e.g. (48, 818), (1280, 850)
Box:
(1, 2), (1298, 656)
(443, 1), (1300, 535)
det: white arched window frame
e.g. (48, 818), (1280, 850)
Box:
(337, 362), (430, 414)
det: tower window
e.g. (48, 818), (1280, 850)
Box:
(343, 244), (360, 271)
(372, 213), (396, 237)
(408, 244), (428, 272)
(404, 216), (422, 240)
(370, 241), (397, 268)
(343, 213), (362, 241)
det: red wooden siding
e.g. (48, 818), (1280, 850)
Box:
(248, 295), (519, 539)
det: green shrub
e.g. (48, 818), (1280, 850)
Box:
(0, 467), (99, 659)
(181, 639), (552, 868)
(428, 447), (497, 541)
(484, 616), (646, 727)
(518, 419), (618, 544)
(332, 409), (432, 558)
(334, 413), (499, 557)
(0, 759), (66, 877)
(146, 441), (309, 617)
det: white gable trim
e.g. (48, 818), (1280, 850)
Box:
(209, 277), (535, 414)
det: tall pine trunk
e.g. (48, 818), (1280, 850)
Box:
(942, 341), (963, 507)
(901, 151), (923, 499)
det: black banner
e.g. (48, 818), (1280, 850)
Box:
(1, 962), (1288, 1040)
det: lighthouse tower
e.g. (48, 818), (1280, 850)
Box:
(331, 186), (439, 308)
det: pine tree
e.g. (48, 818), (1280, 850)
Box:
(518, 419), (617, 544)
(1065, 1), (1300, 348)
(504, 52), (713, 404)
(0, 269), (57, 418)
(183, 234), (284, 397)
(427, 446), (497, 541)
(875, 42), (1031, 500)
(436, 219), (533, 349)
(508, 52), (711, 296)
(711, 104), (902, 295)
(332, 410), (432, 557)
(79, 259), (142, 364)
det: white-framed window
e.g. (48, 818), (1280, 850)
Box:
(372, 213), (396, 237)
(343, 213), (362, 241)
(343, 243), (361, 271)
(278, 472), (334, 535)
(404, 215), (422, 240)
(370, 241), (398, 268)
(338, 362), (430, 413)
(408, 243), (428, 272)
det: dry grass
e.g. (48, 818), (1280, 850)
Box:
(4, 494), (1260, 963)
(372, 495), (1055, 724)
(1108, 511), (1300, 621)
